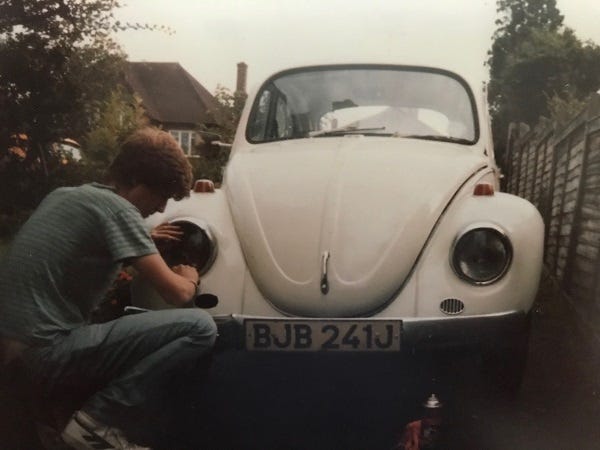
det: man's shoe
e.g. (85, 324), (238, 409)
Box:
(61, 410), (150, 450)
(36, 420), (71, 450)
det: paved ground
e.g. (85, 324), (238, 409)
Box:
(143, 271), (600, 449)
(450, 273), (600, 449)
(3, 271), (600, 449)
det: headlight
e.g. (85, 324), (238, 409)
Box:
(159, 219), (218, 275)
(451, 226), (512, 285)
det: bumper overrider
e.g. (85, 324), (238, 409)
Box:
(212, 310), (530, 353)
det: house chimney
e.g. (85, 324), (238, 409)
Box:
(235, 62), (248, 96)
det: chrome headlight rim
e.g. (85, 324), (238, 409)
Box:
(450, 223), (513, 286)
(167, 217), (218, 276)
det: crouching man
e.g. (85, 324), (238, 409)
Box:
(0, 128), (217, 449)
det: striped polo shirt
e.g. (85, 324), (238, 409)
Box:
(0, 183), (157, 345)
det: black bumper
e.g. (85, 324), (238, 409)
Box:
(213, 311), (530, 353)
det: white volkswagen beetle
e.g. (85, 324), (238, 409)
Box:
(136, 64), (544, 390)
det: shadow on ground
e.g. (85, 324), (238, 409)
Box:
(3, 270), (600, 449)
(152, 272), (600, 450)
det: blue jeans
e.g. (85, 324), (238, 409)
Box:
(22, 309), (217, 430)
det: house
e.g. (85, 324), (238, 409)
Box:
(124, 62), (220, 157)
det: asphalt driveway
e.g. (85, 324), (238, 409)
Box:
(2, 270), (600, 449)
(150, 271), (600, 450)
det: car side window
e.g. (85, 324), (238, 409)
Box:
(248, 89), (272, 141)
(249, 84), (300, 141)
(273, 95), (293, 139)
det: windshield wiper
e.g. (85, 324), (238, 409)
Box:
(401, 134), (473, 145)
(309, 126), (388, 137)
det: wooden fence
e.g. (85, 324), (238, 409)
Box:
(505, 94), (600, 320)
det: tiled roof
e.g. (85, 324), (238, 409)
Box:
(125, 62), (219, 126)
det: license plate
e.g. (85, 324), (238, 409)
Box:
(245, 319), (401, 352)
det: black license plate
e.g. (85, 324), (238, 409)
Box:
(245, 319), (401, 352)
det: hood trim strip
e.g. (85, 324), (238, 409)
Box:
(357, 164), (491, 318)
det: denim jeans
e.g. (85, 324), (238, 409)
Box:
(22, 308), (217, 431)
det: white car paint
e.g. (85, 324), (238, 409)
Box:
(139, 63), (544, 361)
(226, 138), (488, 317)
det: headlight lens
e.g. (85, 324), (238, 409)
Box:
(159, 220), (218, 275)
(451, 227), (512, 284)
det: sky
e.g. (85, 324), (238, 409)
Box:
(114, 0), (600, 95)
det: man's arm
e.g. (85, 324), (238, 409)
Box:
(131, 253), (198, 307)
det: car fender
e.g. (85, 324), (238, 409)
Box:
(379, 176), (544, 318)
(136, 189), (247, 314)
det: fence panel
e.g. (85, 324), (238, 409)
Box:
(506, 94), (600, 315)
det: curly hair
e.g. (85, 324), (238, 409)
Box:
(108, 127), (193, 200)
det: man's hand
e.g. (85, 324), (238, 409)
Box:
(132, 255), (200, 307)
(151, 223), (183, 242)
(171, 264), (199, 285)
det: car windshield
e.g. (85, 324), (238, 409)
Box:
(247, 66), (478, 144)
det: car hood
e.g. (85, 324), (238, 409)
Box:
(225, 137), (487, 316)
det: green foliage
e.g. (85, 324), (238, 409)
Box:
(0, 0), (130, 237)
(84, 127), (120, 167)
(487, 0), (600, 166)
(206, 84), (247, 142)
(192, 85), (247, 184)
(0, 0), (123, 41)
(546, 91), (588, 127)
(0, 1), (127, 154)
(496, 27), (600, 124)
(188, 157), (227, 187)
(488, 0), (563, 90)
(83, 89), (148, 166)
(0, 156), (102, 238)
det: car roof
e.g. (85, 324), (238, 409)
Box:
(248, 54), (487, 96)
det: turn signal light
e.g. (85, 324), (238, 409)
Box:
(473, 183), (494, 196)
(194, 179), (215, 193)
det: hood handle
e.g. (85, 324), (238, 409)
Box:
(320, 251), (330, 295)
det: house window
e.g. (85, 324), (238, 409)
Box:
(169, 130), (195, 156)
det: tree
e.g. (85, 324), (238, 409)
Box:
(487, 0), (563, 162)
(488, 0), (600, 169)
(205, 84), (247, 143)
(0, 1), (127, 168)
(494, 27), (600, 124)
(0, 0), (134, 237)
(190, 85), (247, 184)
(488, 0), (564, 103)
(83, 88), (148, 167)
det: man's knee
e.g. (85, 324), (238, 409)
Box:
(172, 309), (218, 346)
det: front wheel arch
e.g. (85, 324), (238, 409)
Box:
(481, 312), (532, 396)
